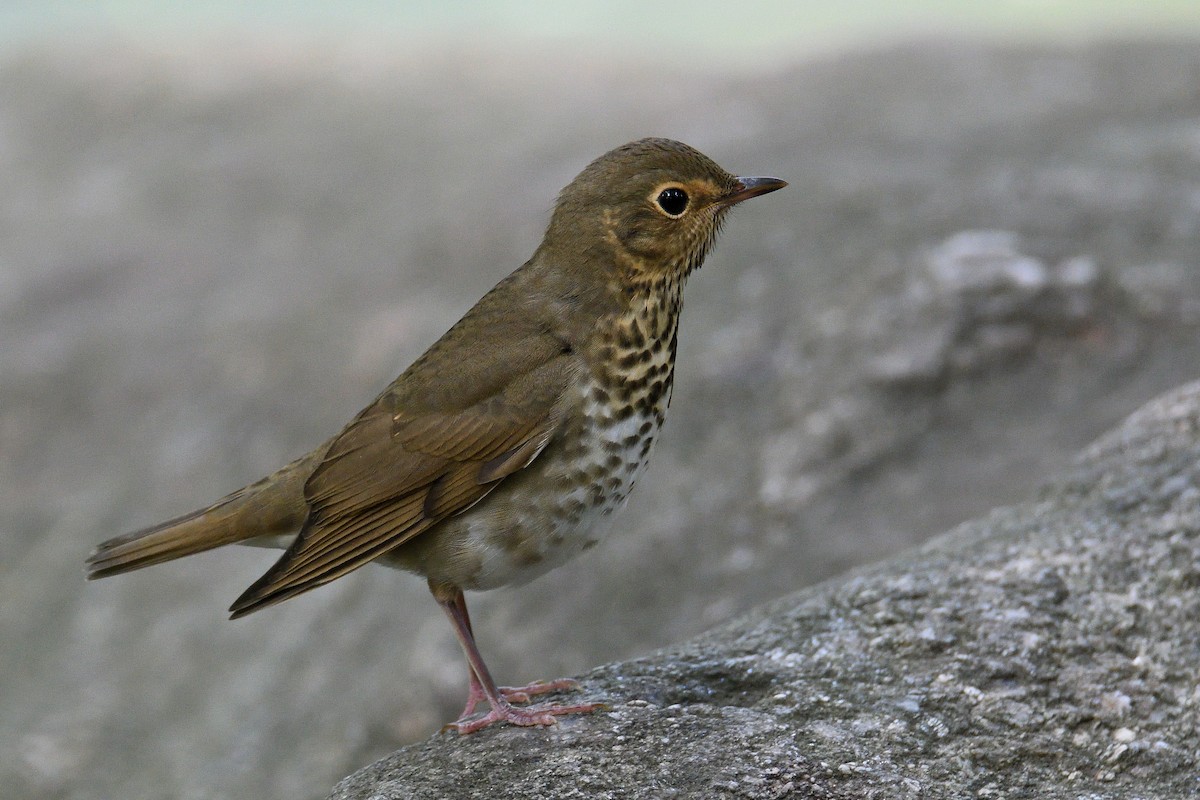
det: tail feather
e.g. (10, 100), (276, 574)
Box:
(86, 453), (317, 580)
(87, 504), (240, 577)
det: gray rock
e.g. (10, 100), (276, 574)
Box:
(870, 230), (1104, 385)
(332, 380), (1200, 799)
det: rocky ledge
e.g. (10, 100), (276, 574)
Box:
(333, 381), (1200, 799)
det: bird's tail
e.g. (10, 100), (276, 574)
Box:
(85, 452), (318, 579)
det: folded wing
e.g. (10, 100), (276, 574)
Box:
(229, 339), (576, 618)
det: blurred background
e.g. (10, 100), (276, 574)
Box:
(4, 0), (1200, 65)
(4, 3), (1200, 799)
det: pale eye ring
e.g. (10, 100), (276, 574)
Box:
(655, 187), (689, 217)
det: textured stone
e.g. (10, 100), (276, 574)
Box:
(334, 381), (1200, 799)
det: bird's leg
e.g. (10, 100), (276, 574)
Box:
(430, 581), (604, 734)
(446, 588), (580, 718)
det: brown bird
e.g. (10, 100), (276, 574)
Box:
(86, 138), (785, 734)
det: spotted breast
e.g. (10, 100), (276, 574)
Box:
(384, 277), (684, 592)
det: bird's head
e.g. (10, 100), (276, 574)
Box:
(543, 138), (786, 286)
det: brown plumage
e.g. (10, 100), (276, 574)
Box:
(86, 138), (785, 733)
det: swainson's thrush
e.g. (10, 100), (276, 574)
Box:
(87, 138), (785, 733)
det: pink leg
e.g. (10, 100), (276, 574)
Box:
(448, 589), (580, 718)
(430, 581), (605, 735)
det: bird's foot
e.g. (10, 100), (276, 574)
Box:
(433, 588), (604, 734)
(458, 677), (581, 719)
(444, 696), (607, 735)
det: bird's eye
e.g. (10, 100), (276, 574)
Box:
(655, 187), (689, 217)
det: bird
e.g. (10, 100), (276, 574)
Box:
(86, 137), (786, 734)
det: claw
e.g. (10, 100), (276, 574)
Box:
(459, 677), (582, 719)
(502, 677), (580, 703)
(445, 698), (607, 735)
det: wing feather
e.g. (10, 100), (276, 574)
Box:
(228, 348), (577, 618)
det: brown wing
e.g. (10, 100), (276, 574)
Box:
(228, 351), (576, 618)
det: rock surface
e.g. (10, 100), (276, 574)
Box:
(5, 38), (1200, 800)
(333, 381), (1200, 799)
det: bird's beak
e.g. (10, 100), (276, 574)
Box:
(722, 176), (788, 206)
